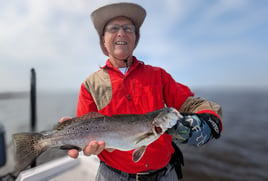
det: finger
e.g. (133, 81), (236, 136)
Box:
(59, 117), (72, 123)
(83, 141), (98, 156)
(83, 141), (106, 156)
(94, 141), (106, 155)
(106, 148), (115, 152)
(68, 149), (79, 159)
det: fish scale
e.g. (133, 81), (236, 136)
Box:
(12, 107), (182, 176)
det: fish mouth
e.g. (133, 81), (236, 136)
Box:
(154, 126), (163, 134)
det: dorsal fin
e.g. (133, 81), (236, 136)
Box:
(54, 112), (104, 130)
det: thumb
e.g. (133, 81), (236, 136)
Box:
(59, 117), (72, 123)
(106, 148), (115, 152)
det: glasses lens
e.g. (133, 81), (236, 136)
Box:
(105, 25), (119, 33)
(123, 25), (135, 33)
(105, 24), (135, 33)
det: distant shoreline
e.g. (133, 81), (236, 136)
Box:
(0, 92), (28, 99)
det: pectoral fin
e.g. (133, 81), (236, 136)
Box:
(135, 132), (154, 144)
(132, 146), (147, 163)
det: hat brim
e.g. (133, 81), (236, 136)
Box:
(91, 3), (146, 36)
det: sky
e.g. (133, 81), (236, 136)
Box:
(0, 0), (267, 92)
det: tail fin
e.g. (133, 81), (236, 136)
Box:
(12, 133), (44, 174)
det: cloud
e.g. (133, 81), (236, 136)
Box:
(0, 0), (267, 92)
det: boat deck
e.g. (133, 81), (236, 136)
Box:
(17, 154), (99, 181)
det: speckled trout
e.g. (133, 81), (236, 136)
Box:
(13, 107), (182, 173)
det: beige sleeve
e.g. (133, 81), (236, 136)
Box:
(179, 96), (222, 120)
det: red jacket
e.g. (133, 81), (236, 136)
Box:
(77, 57), (194, 173)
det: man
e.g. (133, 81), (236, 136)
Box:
(64, 2), (222, 181)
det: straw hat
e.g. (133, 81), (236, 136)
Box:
(91, 3), (146, 56)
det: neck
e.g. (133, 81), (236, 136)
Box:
(109, 55), (133, 68)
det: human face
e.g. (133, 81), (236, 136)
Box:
(102, 17), (136, 61)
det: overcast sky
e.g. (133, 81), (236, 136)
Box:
(0, 0), (267, 92)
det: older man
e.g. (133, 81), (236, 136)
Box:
(66, 3), (222, 181)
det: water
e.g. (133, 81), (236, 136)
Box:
(0, 91), (78, 177)
(0, 90), (267, 180)
(181, 90), (268, 181)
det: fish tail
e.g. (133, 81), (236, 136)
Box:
(12, 133), (45, 174)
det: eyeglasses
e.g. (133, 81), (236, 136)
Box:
(105, 24), (136, 34)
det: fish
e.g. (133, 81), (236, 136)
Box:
(12, 107), (182, 174)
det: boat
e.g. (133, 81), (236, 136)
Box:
(16, 154), (99, 181)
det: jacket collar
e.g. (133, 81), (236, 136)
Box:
(101, 56), (144, 73)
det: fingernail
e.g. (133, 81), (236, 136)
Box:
(91, 142), (97, 147)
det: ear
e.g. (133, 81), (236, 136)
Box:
(134, 30), (140, 48)
(102, 36), (108, 51)
(102, 35), (105, 44)
(100, 37), (109, 56)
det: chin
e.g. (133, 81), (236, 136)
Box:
(114, 52), (130, 59)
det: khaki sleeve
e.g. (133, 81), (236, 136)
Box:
(179, 96), (222, 120)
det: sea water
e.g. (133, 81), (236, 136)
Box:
(0, 90), (267, 180)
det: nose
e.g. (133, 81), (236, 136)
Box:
(117, 27), (126, 36)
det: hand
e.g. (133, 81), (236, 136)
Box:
(182, 115), (212, 146)
(166, 117), (191, 143)
(166, 115), (204, 144)
(59, 117), (114, 159)
(167, 114), (212, 147)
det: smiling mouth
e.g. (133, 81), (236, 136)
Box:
(115, 41), (127, 45)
